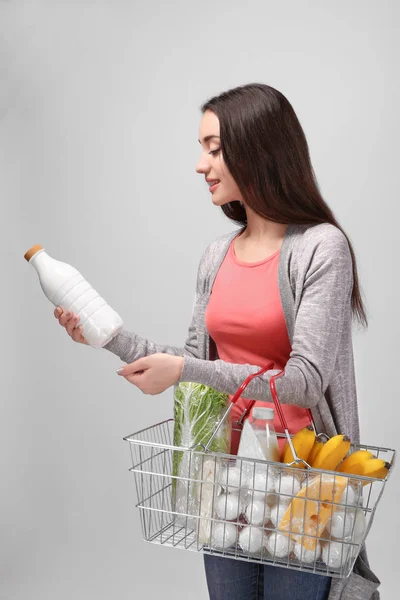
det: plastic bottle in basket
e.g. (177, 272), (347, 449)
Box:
(238, 407), (280, 463)
(24, 245), (123, 348)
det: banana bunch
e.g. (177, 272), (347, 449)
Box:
(336, 449), (390, 484)
(281, 428), (390, 482)
(281, 427), (350, 471)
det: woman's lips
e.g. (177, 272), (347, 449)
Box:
(209, 181), (220, 193)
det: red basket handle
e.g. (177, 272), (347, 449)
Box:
(202, 362), (314, 456)
(230, 361), (314, 431)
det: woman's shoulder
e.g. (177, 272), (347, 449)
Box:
(292, 222), (347, 243)
(290, 222), (351, 259)
(286, 223), (353, 294)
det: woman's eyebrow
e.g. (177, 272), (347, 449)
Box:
(198, 135), (221, 144)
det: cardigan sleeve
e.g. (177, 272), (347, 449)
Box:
(179, 228), (354, 409)
(102, 244), (210, 364)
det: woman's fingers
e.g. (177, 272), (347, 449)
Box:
(55, 306), (78, 335)
(60, 311), (73, 328)
(54, 306), (88, 344)
(66, 314), (79, 336)
(71, 324), (84, 343)
(55, 306), (70, 326)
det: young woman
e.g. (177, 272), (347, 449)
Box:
(54, 83), (380, 600)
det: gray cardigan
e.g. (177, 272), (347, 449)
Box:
(105, 222), (380, 600)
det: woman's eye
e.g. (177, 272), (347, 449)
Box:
(209, 149), (220, 156)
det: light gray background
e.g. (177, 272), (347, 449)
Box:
(1, 1), (398, 598)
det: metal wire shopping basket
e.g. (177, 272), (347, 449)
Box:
(124, 363), (396, 579)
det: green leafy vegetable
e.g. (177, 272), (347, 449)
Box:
(171, 382), (230, 522)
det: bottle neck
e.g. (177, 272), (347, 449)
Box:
(29, 249), (49, 270)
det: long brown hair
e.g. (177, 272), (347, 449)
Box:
(201, 83), (367, 328)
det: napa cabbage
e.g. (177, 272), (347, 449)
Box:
(171, 382), (230, 530)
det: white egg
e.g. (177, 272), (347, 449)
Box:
(239, 526), (264, 554)
(347, 508), (367, 560)
(351, 508), (367, 543)
(339, 483), (362, 508)
(210, 522), (238, 550)
(245, 499), (271, 526)
(247, 471), (276, 500)
(218, 465), (245, 492)
(327, 510), (355, 539)
(354, 508), (366, 540)
(322, 541), (350, 569)
(294, 539), (322, 563)
(255, 462), (279, 478)
(215, 493), (244, 521)
(269, 501), (291, 528)
(266, 531), (294, 557)
(274, 473), (301, 500)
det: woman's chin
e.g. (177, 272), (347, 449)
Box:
(211, 195), (230, 206)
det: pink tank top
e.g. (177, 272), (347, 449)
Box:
(205, 231), (311, 454)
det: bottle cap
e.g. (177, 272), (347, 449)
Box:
(252, 407), (274, 420)
(24, 245), (44, 262)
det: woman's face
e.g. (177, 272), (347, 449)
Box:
(196, 109), (244, 206)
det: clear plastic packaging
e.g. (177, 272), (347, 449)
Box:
(237, 407), (280, 478)
(24, 244), (123, 348)
(171, 382), (231, 532)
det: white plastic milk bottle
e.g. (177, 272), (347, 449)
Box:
(24, 244), (123, 349)
(238, 407), (280, 478)
(250, 407), (280, 462)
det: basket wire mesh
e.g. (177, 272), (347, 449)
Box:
(124, 364), (395, 578)
(124, 418), (395, 578)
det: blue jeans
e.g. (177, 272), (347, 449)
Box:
(204, 555), (332, 600)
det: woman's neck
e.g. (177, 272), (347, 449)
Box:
(241, 205), (288, 242)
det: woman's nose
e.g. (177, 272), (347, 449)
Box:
(195, 154), (209, 174)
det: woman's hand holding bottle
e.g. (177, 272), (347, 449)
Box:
(54, 306), (88, 345)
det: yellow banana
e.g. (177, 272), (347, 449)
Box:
(336, 456), (390, 482)
(307, 438), (325, 466)
(282, 425), (316, 468)
(360, 458), (390, 476)
(336, 449), (374, 473)
(360, 459), (391, 485)
(311, 434), (351, 471)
